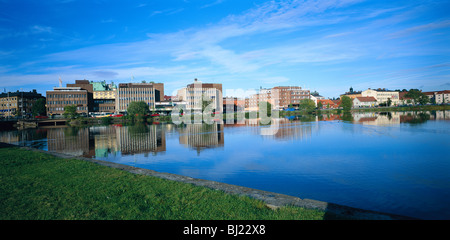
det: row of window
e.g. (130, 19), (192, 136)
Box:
(48, 100), (87, 105)
(118, 90), (154, 95)
(48, 107), (87, 111)
(47, 94), (87, 99)
(118, 97), (154, 101)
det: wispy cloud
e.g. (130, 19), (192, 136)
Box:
(388, 20), (450, 39)
(101, 19), (116, 23)
(150, 8), (184, 17)
(201, 0), (225, 9)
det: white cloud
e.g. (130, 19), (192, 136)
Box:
(31, 25), (53, 34)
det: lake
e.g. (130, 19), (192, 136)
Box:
(1, 110), (449, 220)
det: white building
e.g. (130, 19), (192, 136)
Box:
(362, 88), (399, 106)
(353, 96), (377, 108)
(423, 90), (450, 104)
(176, 79), (223, 113)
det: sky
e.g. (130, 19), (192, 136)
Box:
(0, 0), (449, 98)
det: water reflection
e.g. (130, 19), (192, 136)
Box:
(1, 111), (448, 158)
(177, 124), (224, 154)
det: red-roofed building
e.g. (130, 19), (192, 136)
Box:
(423, 90), (450, 104)
(317, 99), (339, 109)
(353, 96), (377, 108)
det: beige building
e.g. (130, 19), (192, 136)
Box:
(0, 89), (45, 117)
(362, 88), (399, 106)
(115, 82), (164, 113)
(91, 81), (117, 113)
(176, 79), (223, 113)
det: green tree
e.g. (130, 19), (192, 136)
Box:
(32, 98), (46, 116)
(298, 99), (316, 112)
(404, 89), (428, 106)
(418, 94), (430, 105)
(317, 101), (323, 109)
(127, 101), (150, 118)
(63, 105), (79, 119)
(387, 98), (392, 107)
(339, 96), (353, 111)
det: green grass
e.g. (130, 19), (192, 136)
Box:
(0, 147), (330, 220)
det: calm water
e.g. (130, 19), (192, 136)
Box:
(1, 111), (450, 220)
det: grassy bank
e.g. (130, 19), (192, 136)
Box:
(0, 146), (334, 220)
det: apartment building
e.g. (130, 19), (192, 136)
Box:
(272, 86), (310, 109)
(115, 82), (164, 113)
(0, 89), (45, 117)
(176, 79), (223, 112)
(244, 86), (310, 111)
(46, 87), (89, 116)
(423, 90), (450, 104)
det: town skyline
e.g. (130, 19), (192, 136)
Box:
(1, 0), (449, 98)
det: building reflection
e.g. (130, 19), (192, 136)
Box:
(352, 112), (401, 126)
(89, 126), (119, 158)
(47, 127), (95, 157)
(0, 128), (48, 149)
(2, 110), (448, 158)
(177, 123), (224, 153)
(116, 124), (166, 155)
(44, 124), (167, 158)
(316, 111), (449, 126)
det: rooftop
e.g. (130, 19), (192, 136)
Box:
(355, 96), (377, 102)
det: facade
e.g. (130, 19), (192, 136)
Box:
(115, 82), (164, 113)
(362, 88), (399, 106)
(0, 89), (45, 117)
(423, 90), (450, 104)
(177, 79), (223, 113)
(67, 80), (94, 112)
(245, 86), (310, 111)
(246, 93), (260, 112)
(272, 86), (310, 109)
(91, 80), (117, 113)
(353, 96), (377, 108)
(223, 97), (245, 113)
(46, 87), (89, 116)
(317, 99), (339, 109)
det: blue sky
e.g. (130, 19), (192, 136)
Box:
(0, 0), (449, 98)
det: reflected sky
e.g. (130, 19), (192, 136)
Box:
(1, 110), (450, 219)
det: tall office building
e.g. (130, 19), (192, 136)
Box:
(115, 82), (164, 113)
(46, 87), (89, 116)
(177, 79), (223, 113)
